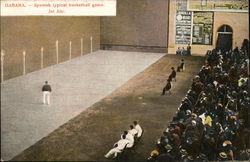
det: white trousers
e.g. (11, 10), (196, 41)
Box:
(43, 91), (51, 105)
(105, 148), (121, 158)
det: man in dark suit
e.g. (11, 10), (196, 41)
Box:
(177, 59), (185, 72)
(169, 67), (176, 82)
(162, 79), (172, 95)
(187, 44), (191, 56)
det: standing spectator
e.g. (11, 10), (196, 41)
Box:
(162, 79), (172, 95)
(42, 81), (52, 105)
(187, 44), (191, 56)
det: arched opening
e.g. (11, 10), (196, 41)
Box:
(216, 25), (233, 52)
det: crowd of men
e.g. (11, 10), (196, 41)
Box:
(149, 40), (249, 161)
(105, 121), (143, 159)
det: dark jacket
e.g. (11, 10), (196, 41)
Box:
(169, 70), (176, 79)
(42, 84), (52, 92)
(164, 82), (171, 91)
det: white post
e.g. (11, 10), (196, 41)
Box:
(90, 36), (93, 53)
(1, 50), (5, 83)
(56, 40), (59, 64)
(81, 37), (83, 56)
(23, 51), (26, 75)
(69, 41), (72, 60)
(41, 47), (44, 69)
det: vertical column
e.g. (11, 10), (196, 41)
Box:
(90, 36), (93, 53)
(41, 47), (44, 69)
(81, 37), (83, 56)
(23, 51), (26, 75)
(190, 11), (194, 45)
(1, 50), (5, 83)
(69, 41), (72, 60)
(56, 40), (59, 64)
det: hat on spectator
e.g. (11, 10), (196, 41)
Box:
(187, 155), (194, 160)
(150, 150), (159, 156)
(180, 149), (188, 155)
(223, 140), (232, 147)
(191, 120), (197, 126)
(186, 110), (191, 115)
(230, 116), (237, 120)
(164, 144), (172, 150)
(219, 152), (227, 159)
(191, 113), (197, 118)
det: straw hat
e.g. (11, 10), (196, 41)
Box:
(180, 149), (188, 155)
(223, 140), (232, 147)
(219, 152), (227, 159)
(150, 150), (159, 156)
(187, 155), (194, 160)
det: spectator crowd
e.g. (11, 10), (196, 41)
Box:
(149, 40), (249, 161)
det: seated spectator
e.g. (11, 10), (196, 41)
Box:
(121, 131), (134, 148)
(155, 144), (175, 162)
(176, 47), (181, 55)
(161, 79), (171, 95)
(168, 67), (176, 82)
(181, 47), (187, 56)
(105, 135), (130, 158)
(133, 121), (143, 138)
(148, 149), (159, 161)
(177, 59), (185, 72)
(218, 140), (234, 160)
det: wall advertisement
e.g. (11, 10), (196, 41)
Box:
(192, 11), (213, 45)
(175, 11), (192, 44)
(188, 0), (248, 12)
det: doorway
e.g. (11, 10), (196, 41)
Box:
(216, 25), (233, 53)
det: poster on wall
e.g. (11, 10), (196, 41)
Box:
(192, 11), (213, 45)
(188, 0), (248, 12)
(176, 11), (192, 44)
(176, 0), (188, 11)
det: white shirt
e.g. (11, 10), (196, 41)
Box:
(128, 129), (138, 137)
(199, 113), (206, 124)
(126, 132), (134, 143)
(115, 139), (130, 150)
(135, 124), (143, 137)
(121, 133), (134, 143)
